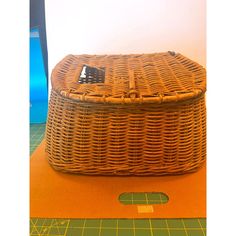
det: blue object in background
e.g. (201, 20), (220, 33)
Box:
(30, 27), (48, 123)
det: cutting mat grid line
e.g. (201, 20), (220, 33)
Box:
(30, 123), (206, 236)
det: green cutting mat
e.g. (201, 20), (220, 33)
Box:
(30, 124), (206, 236)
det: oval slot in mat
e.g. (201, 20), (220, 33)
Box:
(119, 192), (169, 205)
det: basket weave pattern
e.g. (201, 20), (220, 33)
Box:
(46, 52), (206, 175)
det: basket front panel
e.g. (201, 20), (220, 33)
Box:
(46, 90), (206, 175)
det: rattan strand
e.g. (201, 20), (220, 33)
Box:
(46, 52), (206, 175)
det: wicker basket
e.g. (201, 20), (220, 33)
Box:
(46, 52), (206, 175)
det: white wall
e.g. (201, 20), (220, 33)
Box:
(45, 0), (206, 77)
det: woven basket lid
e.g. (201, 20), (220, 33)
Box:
(51, 52), (206, 104)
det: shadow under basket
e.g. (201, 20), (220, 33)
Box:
(46, 52), (206, 176)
